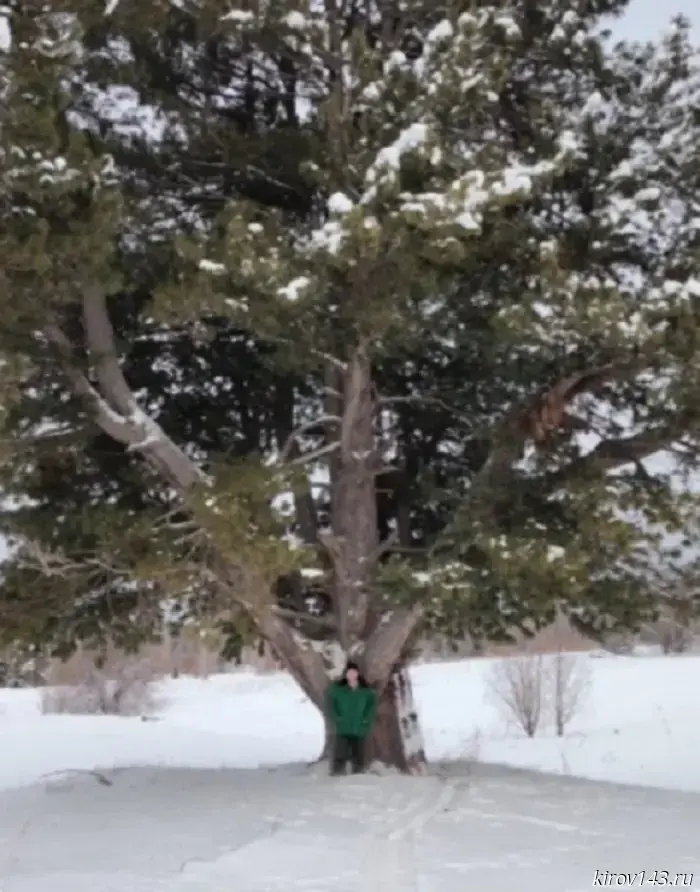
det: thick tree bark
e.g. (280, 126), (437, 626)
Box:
(315, 666), (426, 773)
(294, 608), (427, 772)
(365, 666), (426, 772)
(393, 664), (428, 773)
(257, 611), (328, 706)
(330, 347), (378, 650)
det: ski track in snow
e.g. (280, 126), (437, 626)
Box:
(359, 776), (454, 892)
(1, 763), (699, 892)
(369, 775), (461, 892)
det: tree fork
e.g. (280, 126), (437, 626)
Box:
(51, 293), (428, 772)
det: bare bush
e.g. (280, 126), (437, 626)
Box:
(644, 595), (698, 654)
(155, 630), (225, 678)
(653, 615), (694, 654)
(485, 655), (544, 737)
(41, 646), (159, 716)
(597, 630), (637, 655)
(641, 559), (700, 654)
(0, 642), (47, 687)
(546, 652), (592, 736)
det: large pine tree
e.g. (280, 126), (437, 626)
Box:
(1, 0), (700, 769)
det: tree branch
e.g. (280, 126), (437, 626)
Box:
(272, 606), (337, 631)
(266, 335), (347, 371)
(543, 424), (687, 490)
(15, 539), (119, 578)
(46, 290), (205, 491)
(257, 610), (329, 706)
(287, 440), (340, 466)
(371, 529), (399, 562)
(274, 438), (320, 547)
(489, 363), (649, 487)
(362, 606), (423, 688)
(44, 298), (332, 702)
(44, 323), (142, 446)
(81, 284), (133, 415)
(378, 393), (473, 427)
(278, 414), (341, 464)
(441, 362), (648, 542)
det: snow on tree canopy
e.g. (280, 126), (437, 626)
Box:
(0, 12), (10, 51)
(200, 5), (589, 312)
(165, 2), (700, 403)
(5, 0), (700, 697)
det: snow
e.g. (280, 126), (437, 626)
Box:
(1, 653), (700, 891)
(494, 14), (521, 39)
(364, 123), (431, 187)
(283, 11), (306, 31)
(425, 19), (454, 46)
(0, 12), (10, 51)
(198, 259), (226, 275)
(221, 9), (255, 24)
(277, 276), (310, 302)
(327, 192), (354, 215)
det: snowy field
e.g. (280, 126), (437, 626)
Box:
(1, 652), (699, 891)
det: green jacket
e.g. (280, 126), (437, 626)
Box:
(327, 681), (377, 738)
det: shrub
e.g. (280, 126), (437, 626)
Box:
(547, 651), (591, 737)
(485, 655), (544, 737)
(41, 647), (158, 716)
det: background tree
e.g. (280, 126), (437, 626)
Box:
(1, 1), (700, 770)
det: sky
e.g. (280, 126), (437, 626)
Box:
(0, 0), (696, 54)
(617, 0), (697, 41)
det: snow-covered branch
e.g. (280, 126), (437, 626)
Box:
(44, 323), (139, 447)
(286, 440), (340, 466)
(46, 289), (206, 491)
(15, 539), (119, 578)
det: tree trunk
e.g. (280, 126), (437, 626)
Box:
(365, 666), (427, 773)
(331, 348), (378, 649)
(319, 715), (335, 762)
(61, 292), (427, 772)
(316, 664), (427, 773)
(365, 671), (407, 769)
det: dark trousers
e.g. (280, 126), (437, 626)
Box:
(331, 734), (365, 775)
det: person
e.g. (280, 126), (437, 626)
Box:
(327, 660), (377, 775)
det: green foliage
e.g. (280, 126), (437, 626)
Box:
(186, 455), (310, 582)
(0, 0), (700, 660)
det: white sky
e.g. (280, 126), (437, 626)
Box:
(0, 1), (695, 55)
(615, 0), (697, 41)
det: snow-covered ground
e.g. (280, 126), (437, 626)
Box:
(1, 652), (699, 891)
(3, 650), (699, 794)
